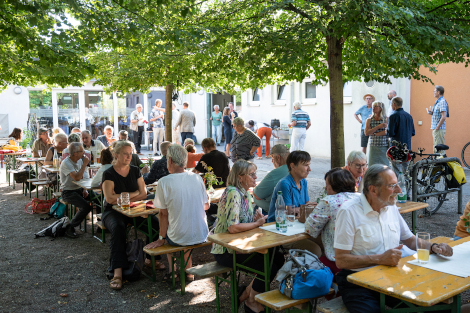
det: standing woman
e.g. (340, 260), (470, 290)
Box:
(365, 101), (389, 166)
(8, 128), (22, 146)
(211, 105), (223, 146)
(222, 107), (233, 157)
(230, 117), (261, 162)
(101, 141), (162, 290)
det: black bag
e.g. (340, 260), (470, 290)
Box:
(271, 119), (280, 129)
(107, 239), (145, 281)
(34, 217), (70, 240)
(15, 165), (35, 183)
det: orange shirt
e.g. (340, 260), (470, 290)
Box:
(187, 152), (204, 168)
(454, 200), (470, 238)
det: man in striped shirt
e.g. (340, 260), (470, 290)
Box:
(289, 101), (311, 152)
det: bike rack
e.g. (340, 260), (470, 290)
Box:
(411, 157), (463, 214)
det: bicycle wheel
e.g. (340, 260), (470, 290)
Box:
(462, 141), (470, 170)
(421, 167), (448, 215)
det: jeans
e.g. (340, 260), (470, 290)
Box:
(212, 124), (222, 144)
(152, 127), (164, 154)
(290, 127), (307, 152)
(181, 132), (193, 145)
(61, 188), (96, 229)
(133, 126), (144, 153)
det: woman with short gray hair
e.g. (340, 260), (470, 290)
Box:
(211, 104), (223, 146)
(344, 150), (368, 192)
(212, 160), (284, 312)
(230, 117), (261, 162)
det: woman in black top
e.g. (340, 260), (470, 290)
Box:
(222, 107), (233, 157)
(102, 140), (161, 290)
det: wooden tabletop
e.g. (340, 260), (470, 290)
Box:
(16, 157), (46, 163)
(42, 165), (60, 173)
(1, 151), (26, 156)
(73, 178), (95, 190)
(348, 236), (470, 307)
(112, 201), (160, 217)
(397, 201), (429, 214)
(207, 222), (309, 254)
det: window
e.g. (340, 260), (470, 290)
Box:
(29, 91), (53, 129)
(305, 82), (316, 99)
(252, 88), (260, 101)
(277, 85), (286, 100)
(343, 82), (352, 97)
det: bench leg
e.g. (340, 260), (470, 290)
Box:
(180, 250), (186, 295)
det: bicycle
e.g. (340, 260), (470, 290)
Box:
(462, 141), (470, 169)
(388, 141), (449, 215)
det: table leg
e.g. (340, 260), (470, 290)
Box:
(263, 252), (271, 313)
(180, 250), (186, 295)
(232, 252), (238, 313)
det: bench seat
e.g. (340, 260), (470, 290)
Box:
(317, 296), (349, 313)
(256, 288), (335, 311)
(143, 241), (212, 256)
(186, 261), (231, 279)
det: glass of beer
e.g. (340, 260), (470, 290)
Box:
(416, 232), (431, 264)
(96, 151), (101, 164)
(117, 192), (130, 210)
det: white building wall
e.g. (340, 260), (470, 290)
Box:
(242, 77), (411, 160)
(0, 85), (30, 137)
(180, 92), (208, 144)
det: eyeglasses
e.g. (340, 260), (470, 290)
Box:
(352, 163), (367, 169)
(75, 150), (84, 154)
(247, 172), (257, 178)
(386, 183), (400, 189)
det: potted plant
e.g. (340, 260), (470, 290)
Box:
(200, 161), (223, 197)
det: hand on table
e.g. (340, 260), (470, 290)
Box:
(379, 244), (403, 266)
(255, 215), (268, 226)
(432, 243), (453, 256)
(145, 239), (165, 249)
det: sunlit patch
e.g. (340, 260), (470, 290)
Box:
(402, 290), (422, 299)
(230, 233), (262, 249)
(427, 289), (433, 296)
(149, 298), (171, 310)
(387, 287), (394, 292)
(402, 264), (413, 273)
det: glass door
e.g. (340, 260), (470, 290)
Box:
(57, 93), (80, 135)
(85, 91), (113, 139)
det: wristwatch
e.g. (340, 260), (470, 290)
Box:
(159, 235), (166, 241)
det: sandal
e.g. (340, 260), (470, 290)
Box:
(257, 157), (262, 160)
(145, 259), (166, 270)
(110, 276), (123, 290)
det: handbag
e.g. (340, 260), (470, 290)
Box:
(25, 198), (56, 214)
(277, 249), (334, 300)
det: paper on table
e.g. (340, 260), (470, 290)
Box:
(407, 241), (470, 278)
(260, 220), (306, 236)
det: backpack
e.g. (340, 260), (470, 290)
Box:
(48, 198), (67, 219)
(107, 239), (145, 281)
(34, 217), (70, 240)
(445, 161), (467, 188)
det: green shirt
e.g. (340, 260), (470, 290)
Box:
(211, 111), (223, 126)
(253, 165), (289, 207)
(211, 186), (254, 254)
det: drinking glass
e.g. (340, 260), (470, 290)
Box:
(416, 232), (431, 264)
(286, 206), (295, 227)
(38, 150), (42, 158)
(117, 192), (130, 210)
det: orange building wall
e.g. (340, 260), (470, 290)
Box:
(410, 63), (470, 159)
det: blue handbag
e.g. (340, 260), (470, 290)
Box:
(48, 198), (67, 219)
(278, 249), (334, 299)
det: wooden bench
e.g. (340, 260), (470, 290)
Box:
(186, 261), (232, 313)
(52, 192), (61, 198)
(144, 241), (212, 295)
(7, 169), (28, 190)
(317, 296), (349, 313)
(255, 288), (335, 312)
(94, 221), (107, 243)
(32, 180), (52, 199)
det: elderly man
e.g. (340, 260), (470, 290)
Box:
(354, 94), (374, 154)
(143, 141), (172, 185)
(253, 145), (289, 213)
(334, 164), (453, 313)
(71, 127), (81, 134)
(288, 101), (311, 152)
(130, 103), (145, 154)
(32, 127), (52, 157)
(81, 130), (106, 159)
(60, 142), (96, 238)
(343, 151), (368, 192)
(145, 144), (209, 280)
(97, 125), (116, 148)
(386, 90), (397, 118)
(175, 101), (196, 145)
(150, 99), (165, 156)
(427, 85), (449, 154)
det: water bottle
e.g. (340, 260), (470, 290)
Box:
(26, 144), (31, 158)
(275, 191), (287, 233)
(397, 171), (407, 203)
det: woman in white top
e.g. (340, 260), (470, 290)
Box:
(91, 147), (113, 188)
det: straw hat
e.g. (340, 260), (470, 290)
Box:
(363, 94), (375, 101)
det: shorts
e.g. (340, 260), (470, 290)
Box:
(361, 129), (369, 148)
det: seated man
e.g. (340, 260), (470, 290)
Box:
(144, 144), (209, 281)
(60, 142), (96, 238)
(97, 125), (116, 147)
(185, 144), (203, 168)
(32, 127), (53, 158)
(253, 144), (289, 214)
(81, 130), (106, 160)
(143, 141), (171, 184)
(334, 164), (453, 313)
(194, 138), (230, 188)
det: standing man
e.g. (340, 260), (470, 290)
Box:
(387, 97), (415, 175)
(171, 103), (181, 145)
(130, 104), (145, 154)
(354, 94), (374, 154)
(386, 90), (397, 118)
(150, 99), (165, 156)
(427, 85), (449, 154)
(288, 101), (311, 152)
(175, 101), (196, 144)
(32, 127), (52, 157)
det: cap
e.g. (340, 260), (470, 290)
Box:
(363, 94), (375, 101)
(269, 144), (289, 156)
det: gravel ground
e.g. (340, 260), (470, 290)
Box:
(1, 148), (470, 312)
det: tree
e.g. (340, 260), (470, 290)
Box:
(190, 0), (470, 167)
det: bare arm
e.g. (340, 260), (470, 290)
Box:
(354, 113), (362, 124)
(335, 244), (403, 269)
(306, 120), (311, 130)
(129, 176), (148, 202)
(44, 149), (53, 165)
(227, 216), (267, 233)
(364, 118), (373, 136)
(401, 236), (453, 256)
(69, 157), (89, 181)
(434, 111), (447, 130)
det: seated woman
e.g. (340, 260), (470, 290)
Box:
(185, 144), (203, 168)
(305, 168), (358, 274)
(8, 128), (22, 146)
(212, 160), (283, 313)
(454, 199), (470, 240)
(101, 140), (163, 290)
(343, 150), (368, 192)
(110, 140), (148, 173)
(44, 133), (68, 165)
(91, 147), (113, 188)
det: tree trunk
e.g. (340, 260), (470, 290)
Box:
(165, 84), (173, 142)
(327, 36), (345, 168)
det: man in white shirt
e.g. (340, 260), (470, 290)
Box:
(81, 130), (106, 161)
(334, 164), (453, 313)
(130, 103), (145, 154)
(145, 144), (209, 279)
(171, 103), (181, 145)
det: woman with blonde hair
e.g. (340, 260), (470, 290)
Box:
(365, 101), (389, 167)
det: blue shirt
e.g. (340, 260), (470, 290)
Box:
(291, 109), (310, 128)
(387, 108), (415, 149)
(355, 105), (373, 130)
(431, 96), (448, 130)
(267, 174), (309, 223)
